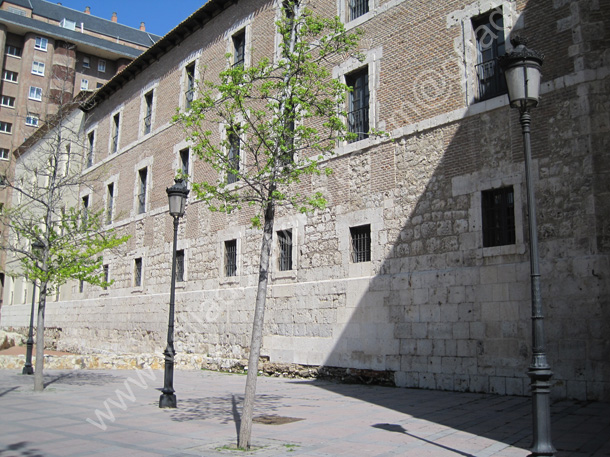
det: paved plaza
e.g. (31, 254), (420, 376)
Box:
(0, 368), (608, 457)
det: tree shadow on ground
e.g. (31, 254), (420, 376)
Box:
(0, 442), (44, 457)
(168, 393), (283, 425)
(42, 370), (121, 388)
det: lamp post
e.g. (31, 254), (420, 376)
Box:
(23, 240), (44, 375)
(499, 37), (555, 457)
(159, 178), (189, 408)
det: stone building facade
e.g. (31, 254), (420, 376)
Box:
(1, 0), (609, 401)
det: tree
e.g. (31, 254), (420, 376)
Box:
(173, 1), (365, 448)
(0, 98), (129, 392)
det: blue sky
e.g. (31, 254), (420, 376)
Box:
(56, 1), (207, 36)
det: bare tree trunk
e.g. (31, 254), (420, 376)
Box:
(33, 282), (47, 392)
(238, 198), (275, 449)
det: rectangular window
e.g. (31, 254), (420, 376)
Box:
(60, 18), (76, 30)
(86, 131), (94, 167)
(79, 279), (84, 293)
(277, 229), (293, 271)
(81, 195), (89, 229)
(1, 96), (15, 107)
(0, 122), (13, 133)
(349, 0), (369, 21)
(180, 148), (189, 177)
(34, 36), (48, 51)
(103, 265), (109, 290)
(0, 148), (9, 160)
(112, 113), (120, 153)
(233, 29), (246, 67)
(134, 258), (143, 287)
(346, 67), (369, 142)
(137, 168), (147, 214)
(106, 183), (114, 224)
(224, 240), (237, 277)
(185, 62), (195, 108)
(98, 59), (106, 72)
(482, 186), (515, 247)
(227, 128), (240, 184)
(32, 61), (45, 76)
(143, 91), (153, 135)
(350, 224), (371, 263)
(82, 56), (90, 68)
(176, 249), (185, 282)
(6, 45), (22, 57)
(29, 86), (42, 101)
(3, 70), (18, 82)
(473, 10), (506, 102)
(80, 79), (89, 91)
(25, 114), (39, 127)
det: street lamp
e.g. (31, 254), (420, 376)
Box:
(499, 37), (555, 457)
(159, 178), (189, 408)
(23, 240), (44, 375)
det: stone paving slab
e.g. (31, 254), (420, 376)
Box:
(0, 368), (608, 457)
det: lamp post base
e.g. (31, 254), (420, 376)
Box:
(22, 365), (34, 375)
(159, 392), (177, 408)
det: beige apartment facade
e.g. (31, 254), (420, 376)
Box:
(1, 0), (609, 401)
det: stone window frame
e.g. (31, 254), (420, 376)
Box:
(133, 157), (153, 218)
(85, 127), (96, 168)
(336, 207), (383, 277)
(271, 213), (306, 280)
(109, 107), (123, 155)
(139, 81), (159, 138)
(333, 46), (382, 152)
(173, 139), (192, 187)
(225, 16), (253, 70)
(448, 0), (520, 107)
(219, 119), (246, 188)
(104, 174), (119, 225)
(179, 54), (201, 110)
(337, 0), (377, 27)
(133, 257), (144, 288)
(451, 165), (526, 257)
(217, 225), (245, 285)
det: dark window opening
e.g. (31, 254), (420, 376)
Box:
(180, 148), (189, 177)
(103, 265), (109, 290)
(350, 224), (371, 263)
(185, 62), (195, 108)
(176, 250), (185, 282)
(87, 131), (94, 167)
(227, 128), (240, 184)
(138, 168), (147, 214)
(225, 240), (237, 277)
(473, 9), (506, 102)
(81, 195), (89, 227)
(278, 230), (293, 271)
(346, 67), (369, 143)
(144, 91), (153, 135)
(112, 113), (120, 153)
(482, 186), (515, 247)
(233, 30), (246, 67)
(134, 258), (143, 287)
(106, 183), (114, 224)
(349, 0), (369, 21)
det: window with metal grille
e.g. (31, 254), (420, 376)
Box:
(277, 230), (293, 271)
(134, 258), (143, 287)
(112, 113), (120, 153)
(86, 131), (94, 167)
(106, 183), (114, 224)
(176, 250), (185, 282)
(81, 195), (89, 227)
(144, 91), (153, 135)
(227, 128), (240, 184)
(233, 30), (246, 67)
(349, 0), (369, 21)
(225, 240), (237, 277)
(472, 10), (506, 102)
(345, 67), (369, 143)
(350, 224), (371, 263)
(137, 168), (147, 214)
(482, 186), (515, 247)
(185, 62), (195, 108)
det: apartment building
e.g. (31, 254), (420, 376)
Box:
(2, 0), (608, 401)
(0, 0), (161, 302)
